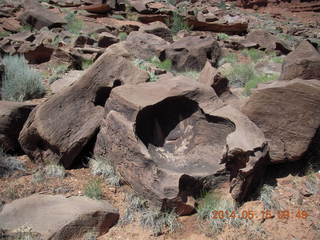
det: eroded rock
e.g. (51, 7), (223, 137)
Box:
(19, 53), (149, 168)
(95, 77), (268, 210)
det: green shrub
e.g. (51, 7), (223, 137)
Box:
(2, 55), (45, 101)
(0, 30), (10, 38)
(170, 11), (192, 34)
(217, 33), (229, 41)
(81, 59), (94, 70)
(64, 11), (83, 34)
(133, 58), (158, 82)
(225, 63), (255, 87)
(241, 49), (265, 63)
(149, 57), (172, 72)
(218, 53), (238, 66)
(84, 179), (103, 200)
(88, 156), (121, 187)
(244, 73), (278, 95)
(49, 64), (69, 83)
(118, 32), (128, 41)
(111, 14), (125, 20)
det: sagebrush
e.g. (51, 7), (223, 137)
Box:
(2, 55), (45, 101)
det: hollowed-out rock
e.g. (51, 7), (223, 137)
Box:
(95, 76), (268, 213)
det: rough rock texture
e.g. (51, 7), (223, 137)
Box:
(97, 32), (119, 48)
(280, 40), (320, 81)
(19, 53), (149, 169)
(187, 15), (248, 34)
(244, 30), (291, 54)
(199, 61), (229, 96)
(163, 36), (221, 71)
(124, 31), (170, 60)
(242, 79), (320, 163)
(0, 101), (35, 152)
(20, 0), (66, 30)
(0, 194), (119, 240)
(139, 21), (173, 42)
(95, 77), (268, 209)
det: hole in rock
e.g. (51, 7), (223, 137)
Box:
(94, 80), (122, 107)
(135, 96), (235, 174)
(69, 129), (99, 169)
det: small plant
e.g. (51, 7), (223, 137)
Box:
(84, 179), (103, 200)
(0, 148), (25, 178)
(241, 49), (265, 63)
(133, 58), (158, 82)
(2, 55), (45, 101)
(118, 32), (128, 41)
(217, 0), (227, 9)
(83, 231), (98, 240)
(218, 53), (238, 66)
(225, 63), (255, 88)
(197, 191), (237, 234)
(217, 33), (229, 41)
(64, 11), (83, 34)
(44, 164), (65, 178)
(140, 209), (180, 235)
(81, 59), (94, 70)
(170, 11), (192, 34)
(0, 30), (10, 38)
(32, 163), (65, 182)
(259, 184), (281, 210)
(111, 14), (126, 20)
(149, 56), (172, 72)
(243, 73), (278, 95)
(270, 56), (284, 64)
(179, 70), (200, 80)
(49, 64), (69, 83)
(88, 156), (121, 187)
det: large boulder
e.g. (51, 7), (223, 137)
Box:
(94, 77), (268, 209)
(0, 194), (119, 240)
(279, 40), (320, 81)
(0, 101), (35, 153)
(19, 53), (149, 169)
(242, 79), (320, 163)
(244, 30), (291, 54)
(124, 31), (170, 60)
(20, 0), (66, 30)
(163, 36), (221, 71)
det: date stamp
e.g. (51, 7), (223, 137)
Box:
(210, 209), (309, 220)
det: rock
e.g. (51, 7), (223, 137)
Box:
(280, 40), (320, 81)
(163, 36), (221, 71)
(0, 101), (35, 153)
(0, 194), (119, 240)
(97, 32), (119, 48)
(127, 0), (153, 13)
(19, 53), (149, 169)
(78, 3), (112, 14)
(1, 18), (21, 33)
(49, 0), (82, 7)
(20, 0), (66, 30)
(95, 76), (268, 208)
(125, 31), (170, 60)
(187, 15), (248, 34)
(139, 21), (173, 42)
(0, 58), (3, 90)
(73, 35), (96, 48)
(244, 30), (291, 54)
(242, 79), (320, 163)
(50, 70), (83, 94)
(199, 61), (229, 96)
(20, 44), (54, 64)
